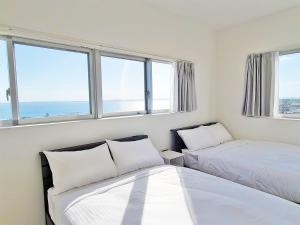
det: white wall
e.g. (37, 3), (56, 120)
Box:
(216, 6), (300, 144)
(0, 1), (217, 225)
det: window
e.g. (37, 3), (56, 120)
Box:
(101, 55), (145, 115)
(14, 42), (92, 120)
(0, 35), (175, 126)
(278, 52), (300, 117)
(0, 40), (12, 121)
(100, 56), (174, 116)
(152, 61), (173, 111)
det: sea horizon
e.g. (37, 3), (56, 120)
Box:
(0, 99), (169, 120)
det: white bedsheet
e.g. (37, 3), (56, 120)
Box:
(184, 140), (300, 203)
(49, 165), (300, 225)
(48, 166), (152, 225)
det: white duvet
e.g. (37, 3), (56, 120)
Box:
(184, 140), (300, 203)
(49, 165), (300, 225)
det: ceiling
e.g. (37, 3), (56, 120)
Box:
(143, 0), (300, 30)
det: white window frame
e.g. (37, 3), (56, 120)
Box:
(100, 52), (148, 117)
(276, 50), (300, 119)
(0, 36), (14, 126)
(150, 59), (174, 114)
(0, 34), (175, 127)
(8, 36), (95, 125)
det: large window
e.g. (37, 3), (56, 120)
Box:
(14, 43), (91, 119)
(0, 35), (175, 126)
(101, 56), (145, 115)
(278, 52), (300, 117)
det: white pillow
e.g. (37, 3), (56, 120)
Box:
(44, 143), (117, 195)
(106, 138), (164, 175)
(177, 126), (219, 151)
(206, 123), (233, 144)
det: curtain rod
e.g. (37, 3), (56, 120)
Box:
(0, 24), (193, 63)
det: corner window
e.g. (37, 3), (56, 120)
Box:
(278, 52), (300, 117)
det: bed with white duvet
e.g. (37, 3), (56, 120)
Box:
(176, 123), (300, 203)
(49, 165), (300, 225)
(42, 134), (300, 225)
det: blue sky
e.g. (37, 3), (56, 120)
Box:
(101, 56), (172, 101)
(14, 43), (90, 102)
(279, 53), (300, 98)
(0, 41), (172, 104)
(101, 56), (145, 101)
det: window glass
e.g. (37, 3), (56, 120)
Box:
(101, 56), (145, 114)
(152, 61), (173, 111)
(278, 53), (300, 116)
(0, 40), (11, 120)
(14, 43), (91, 119)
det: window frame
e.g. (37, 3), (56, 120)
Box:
(11, 37), (96, 125)
(0, 36), (14, 126)
(276, 50), (300, 119)
(150, 59), (174, 114)
(100, 52), (148, 117)
(0, 34), (175, 127)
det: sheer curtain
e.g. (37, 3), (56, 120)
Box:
(242, 52), (278, 117)
(174, 61), (197, 112)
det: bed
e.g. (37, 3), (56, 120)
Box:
(40, 134), (300, 225)
(171, 123), (300, 204)
(40, 135), (148, 225)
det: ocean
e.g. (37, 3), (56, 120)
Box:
(0, 99), (167, 120)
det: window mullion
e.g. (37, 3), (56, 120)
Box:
(88, 49), (97, 119)
(145, 59), (152, 114)
(6, 38), (19, 125)
(95, 50), (103, 118)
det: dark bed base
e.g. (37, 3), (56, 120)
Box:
(46, 213), (55, 225)
(40, 134), (148, 225)
(170, 122), (217, 152)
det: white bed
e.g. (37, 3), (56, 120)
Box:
(183, 140), (300, 203)
(48, 165), (300, 225)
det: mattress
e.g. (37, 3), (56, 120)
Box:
(48, 165), (300, 225)
(183, 140), (300, 203)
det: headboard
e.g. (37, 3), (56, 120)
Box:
(170, 122), (217, 152)
(39, 134), (148, 220)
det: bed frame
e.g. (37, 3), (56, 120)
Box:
(39, 134), (148, 225)
(170, 122), (217, 152)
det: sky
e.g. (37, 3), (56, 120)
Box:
(279, 53), (300, 98)
(101, 56), (145, 101)
(0, 40), (172, 104)
(101, 56), (172, 101)
(14, 43), (90, 102)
